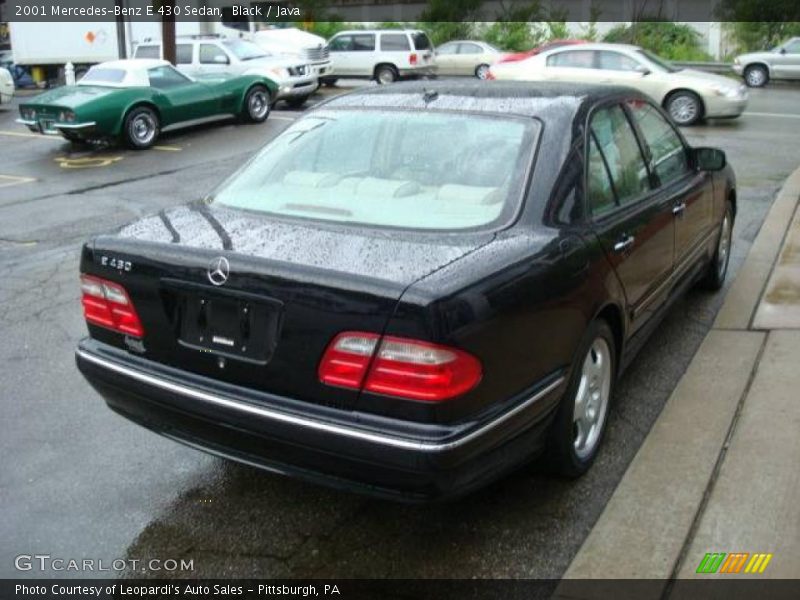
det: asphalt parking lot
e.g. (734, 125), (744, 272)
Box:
(2, 83), (800, 579)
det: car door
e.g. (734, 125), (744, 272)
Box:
(625, 99), (714, 274)
(587, 102), (676, 331)
(147, 65), (218, 124)
(456, 42), (484, 75)
(771, 39), (800, 79)
(435, 42), (460, 76)
(328, 34), (355, 76)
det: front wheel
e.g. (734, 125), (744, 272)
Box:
(700, 202), (734, 291)
(744, 65), (769, 88)
(546, 320), (616, 477)
(242, 85), (270, 123)
(123, 106), (160, 150)
(666, 91), (703, 126)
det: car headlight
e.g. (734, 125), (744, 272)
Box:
(267, 67), (290, 80)
(734, 57), (740, 65)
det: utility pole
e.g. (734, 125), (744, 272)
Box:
(161, 0), (177, 64)
(114, 0), (127, 58)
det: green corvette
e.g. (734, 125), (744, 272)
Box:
(17, 59), (278, 149)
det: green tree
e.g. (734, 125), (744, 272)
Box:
(603, 21), (711, 61)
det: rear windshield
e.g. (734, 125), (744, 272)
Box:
(213, 109), (538, 231)
(412, 32), (432, 50)
(78, 68), (127, 84)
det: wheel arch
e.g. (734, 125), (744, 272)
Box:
(240, 80), (274, 112)
(116, 101), (161, 137)
(373, 62), (398, 79)
(744, 61), (771, 76)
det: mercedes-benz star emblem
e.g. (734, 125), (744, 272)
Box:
(207, 256), (230, 286)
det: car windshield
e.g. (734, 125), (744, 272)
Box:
(223, 39), (268, 61)
(213, 109), (539, 231)
(636, 49), (680, 73)
(78, 67), (127, 85)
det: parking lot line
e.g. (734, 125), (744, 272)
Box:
(0, 174), (36, 188)
(153, 145), (182, 152)
(743, 112), (800, 120)
(0, 129), (61, 141)
(270, 115), (298, 122)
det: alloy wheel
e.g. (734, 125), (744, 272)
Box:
(668, 94), (699, 125)
(131, 114), (156, 145)
(476, 64), (490, 80)
(745, 67), (767, 87)
(249, 90), (269, 120)
(573, 337), (612, 460)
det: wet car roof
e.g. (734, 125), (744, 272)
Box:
(323, 80), (639, 118)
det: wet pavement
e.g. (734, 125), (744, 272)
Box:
(2, 84), (800, 579)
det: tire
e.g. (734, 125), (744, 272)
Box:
(475, 64), (491, 80)
(123, 106), (160, 150)
(375, 65), (398, 85)
(665, 90), (703, 126)
(242, 85), (270, 123)
(545, 320), (616, 477)
(284, 95), (310, 109)
(700, 201), (734, 291)
(320, 77), (338, 87)
(744, 64), (769, 88)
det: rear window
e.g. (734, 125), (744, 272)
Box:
(412, 32), (432, 51)
(79, 68), (127, 84)
(213, 109), (538, 231)
(134, 45), (159, 59)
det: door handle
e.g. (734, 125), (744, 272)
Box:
(613, 234), (635, 253)
(672, 202), (687, 216)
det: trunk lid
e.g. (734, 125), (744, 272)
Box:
(83, 203), (492, 411)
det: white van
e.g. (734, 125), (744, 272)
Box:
(325, 29), (437, 84)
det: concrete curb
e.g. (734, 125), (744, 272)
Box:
(557, 164), (800, 591)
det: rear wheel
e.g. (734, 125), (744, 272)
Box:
(375, 65), (398, 85)
(700, 201), (734, 291)
(123, 106), (159, 150)
(744, 64), (769, 88)
(242, 85), (270, 123)
(666, 91), (703, 126)
(546, 320), (616, 477)
(475, 64), (491, 79)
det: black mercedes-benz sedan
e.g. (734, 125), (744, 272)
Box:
(76, 81), (735, 500)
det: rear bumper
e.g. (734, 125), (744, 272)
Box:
(76, 339), (564, 501)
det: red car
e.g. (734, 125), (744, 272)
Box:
(496, 39), (587, 64)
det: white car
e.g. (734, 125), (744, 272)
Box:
(0, 67), (14, 104)
(325, 29), (436, 85)
(733, 37), (800, 87)
(134, 36), (318, 108)
(489, 43), (748, 126)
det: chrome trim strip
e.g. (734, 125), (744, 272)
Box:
(76, 348), (564, 453)
(15, 118), (35, 126)
(56, 121), (96, 129)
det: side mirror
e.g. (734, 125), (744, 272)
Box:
(213, 55), (229, 65)
(635, 65), (651, 76)
(694, 147), (726, 171)
(779, 47), (787, 54)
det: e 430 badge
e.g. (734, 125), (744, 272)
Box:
(100, 255), (132, 272)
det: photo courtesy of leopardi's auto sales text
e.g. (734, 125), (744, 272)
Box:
(1, 0), (799, 599)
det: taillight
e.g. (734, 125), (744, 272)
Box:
(318, 332), (482, 402)
(80, 274), (144, 337)
(409, 52), (418, 65)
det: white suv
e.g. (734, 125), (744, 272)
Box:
(324, 29), (437, 84)
(133, 36), (318, 108)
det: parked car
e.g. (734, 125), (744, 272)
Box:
(133, 36), (317, 108)
(17, 59), (276, 148)
(434, 40), (504, 79)
(0, 66), (14, 104)
(733, 36), (800, 87)
(489, 43), (748, 126)
(75, 81), (736, 500)
(496, 39), (587, 64)
(250, 27), (332, 81)
(324, 29), (436, 85)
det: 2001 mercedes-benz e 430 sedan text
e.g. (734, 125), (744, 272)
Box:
(76, 81), (735, 501)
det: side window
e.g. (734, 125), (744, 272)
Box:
(547, 50), (596, 69)
(458, 43), (482, 54)
(590, 105), (650, 208)
(587, 134), (617, 217)
(352, 34), (376, 51)
(381, 33), (411, 52)
(626, 100), (690, 185)
(148, 66), (191, 89)
(328, 35), (352, 52)
(176, 44), (193, 65)
(135, 45), (160, 59)
(437, 43), (458, 55)
(784, 40), (800, 53)
(199, 44), (228, 64)
(597, 51), (641, 72)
